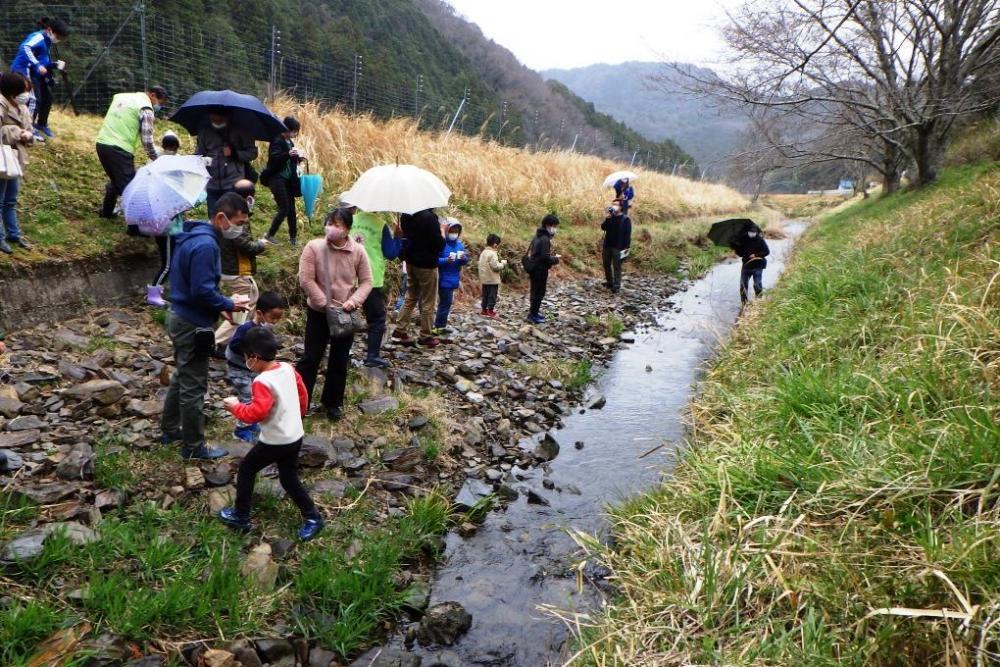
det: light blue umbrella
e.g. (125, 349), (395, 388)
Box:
(121, 155), (210, 236)
(299, 159), (323, 221)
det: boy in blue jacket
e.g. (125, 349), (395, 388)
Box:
(10, 17), (70, 139)
(434, 219), (469, 333)
(160, 192), (250, 460)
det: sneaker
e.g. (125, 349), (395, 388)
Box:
(182, 444), (228, 460)
(289, 237), (299, 247)
(160, 431), (182, 445)
(35, 124), (54, 138)
(31, 130), (45, 143)
(298, 516), (325, 541)
(0, 240), (11, 255)
(233, 424), (258, 443)
(264, 235), (277, 244)
(390, 329), (411, 341)
(210, 344), (227, 360)
(417, 336), (440, 348)
(12, 238), (31, 250)
(527, 314), (545, 325)
(218, 507), (251, 532)
(485, 309), (497, 318)
(364, 357), (390, 368)
(326, 406), (343, 422)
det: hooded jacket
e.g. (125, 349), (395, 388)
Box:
(219, 223), (266, 277)
(437, 231), (469, 290)
(401, 209), (445, 269)
(478, 246), (507, 285)
(528, 227), (558, 272)
(169, 221), (235, 327)
(601, 214), (632, 250)
(732, 232), (770, 269)
(195, 125), (259, 192)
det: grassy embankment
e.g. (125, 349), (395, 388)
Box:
(12, 100), (750, 290)
(569, 158), (1000, 664)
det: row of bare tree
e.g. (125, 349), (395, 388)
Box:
(670, 0), (1000, 197)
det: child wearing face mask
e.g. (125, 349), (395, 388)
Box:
(434, 219), (469, 333)
(225, 291), (288, 442)
(219, 325), (324, 541)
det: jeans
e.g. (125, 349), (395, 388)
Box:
(161, 312), (211, 451)
(214, 275), (259, 346)
(297, 306), (355, 409)
(267, 176), (298, 241)
(481, 284), (499, 311)
(0, 177), (21, 242)
(435, 286), (455, 328)
(394, 271), (408, 311)
(396, 265), (438, 337)
(740, 265), (764, 304)
(602, 246), (623, 291)
(96, 143), (136, 218)
(234, 439), (319, 519)
(362, 287), (387, 360)
(528, 268), (549, 317)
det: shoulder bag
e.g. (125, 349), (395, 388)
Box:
(320, 244), (364, 338)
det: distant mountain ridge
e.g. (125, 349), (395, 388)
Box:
(543, 61), (747, 175)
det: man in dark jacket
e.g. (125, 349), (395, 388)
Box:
(526, 214), (561, 324)
(195, 109), (259, 215)
(161, 192), (250, 460)
(393, 208), (446, 347)
(731, 224), (770, 304)
(601, 203), (632, 293)
(264, 115), (302, 245)
(214, 179), (268, 349)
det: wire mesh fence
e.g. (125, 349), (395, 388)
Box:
(0, 2), (521, 143)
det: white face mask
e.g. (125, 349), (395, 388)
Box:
(547, 227), (557, 237)
(448, 233), (459, 241)
(14, 93), (29, 105)
(747, 231), (758, 238)
(48, 31), (60, 44)
(245, 358), (256, 372)
(219, 215), (245, 239)
(211, 121), (227, 130)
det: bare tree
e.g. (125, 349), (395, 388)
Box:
(671, 0), (1000, 190)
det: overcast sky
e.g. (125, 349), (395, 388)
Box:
(445, 0), (744, 71)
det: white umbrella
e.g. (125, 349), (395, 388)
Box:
(340, 164), (451, 215)
(603, 170), (638, 188)
(121, 155), (210, 235)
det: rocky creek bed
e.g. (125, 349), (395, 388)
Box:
(0, 272), (683, 666)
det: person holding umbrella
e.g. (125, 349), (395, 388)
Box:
(195, 108), (259, 215)
(614, 177), (635, 214)
(731, 222), (770, 304)
(95, 85), (169, 219)
(262, 115), (302, 246)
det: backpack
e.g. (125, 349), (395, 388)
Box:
(520, 237), (537, 273)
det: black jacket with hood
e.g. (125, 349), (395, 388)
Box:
(401, 209), (446, 269)
(732, 231), (770, 268)
(528, 227), (558, 272)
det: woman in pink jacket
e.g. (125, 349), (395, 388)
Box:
(296, 207), (373, 421)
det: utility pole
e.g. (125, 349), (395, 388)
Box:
(570, 130), (579, 152)
(269, 26), (281, 101)
(630, 150), (639, 166)
(446, 87), (469, 136)
(496, 100), (508, 140)
(352, 54), (363, 113)
(414, 75), (423, 116)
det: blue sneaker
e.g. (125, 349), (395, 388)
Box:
(182, 444), (228, 460)
(160, 431), (182, 445)
(218, 507), (251, 531)
(35, 124), (54, 138)
(527, 314), (545, 324)
(233, 424), (259, 443)
(298, 516), (325, 541)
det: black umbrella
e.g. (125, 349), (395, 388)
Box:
(709, 218), (757, 248)
(169, 90), (286, 141)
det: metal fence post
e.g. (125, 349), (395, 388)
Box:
(446, 87), (468, 136)
(352, 54), (363, 113)
(138, 0), (149, 89)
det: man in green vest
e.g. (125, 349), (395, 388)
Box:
(347, 205), (403, 368)
(95, 85), (169, 219)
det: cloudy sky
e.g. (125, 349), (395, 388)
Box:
(444, 0), (744, 71)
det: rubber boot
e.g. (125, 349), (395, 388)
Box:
(146, 284), (167, 308)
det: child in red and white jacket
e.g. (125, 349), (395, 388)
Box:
(217, 326), (324, 541)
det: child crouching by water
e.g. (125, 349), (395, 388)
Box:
(218, 326), (324, 541)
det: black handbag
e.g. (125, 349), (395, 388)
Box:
(320, 244), (363, 338)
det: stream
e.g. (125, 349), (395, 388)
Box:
(381, 222), (805, 667)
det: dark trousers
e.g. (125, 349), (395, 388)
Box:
(602, 246), (623, 291)
(267, 177), (298, 241)
(234, 438), (318, 519)
(740, 265), (764, 304)
(297, 306), (354, 410)
(96, 143), (136, 218)
(435, 286), (455, 328)
(362, 287), (387, 360)
(528, 269), (549, 317)
(32, 74), (52, 127)
(153, 236), (176, 286)
(160, 313), (210, 451)
(481, 284), (499, 310)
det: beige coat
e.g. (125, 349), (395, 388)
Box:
(478, 246), (507, 285)
(298, 237), (373, 311)
(0, 96), (33, 172)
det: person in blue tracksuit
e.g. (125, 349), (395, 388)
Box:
(434, 219), (469, 332)
(10, 17), (69, 140)
(613, 177), (634, 214)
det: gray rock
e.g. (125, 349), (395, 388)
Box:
(126, 399), (162, 417)
(349, 647), (422, 667)
(402, 578), (431, 615)
(64, 379), (127, 405)
(255, 638), (296, 667)
(0, 395), (23, 418)
(587, 394), (607, 410)
(0, 449), (23, 472)
(124, 657), (165, 667)
(407, 415), (429, 430)
(359, 395), (399, 415)
(312, 479), (350, 499)
(526, 489), (550, 506)
(0, 430), (40, 448)
(7, 415), (45, 431)
(227, 641), (264, 667)
(453, 479), (492, 511)
(417, 601), (472, 646)
(2, 521), (98, 562)
(534, 433), (560, 462)
(377, 472), (416, 492)
(299, 436), (334, 467)
(14, 481), (77, 505)
(309, 647), (339, 667)
(382, 446), (423, 472)
(55, 442), (95, 480)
